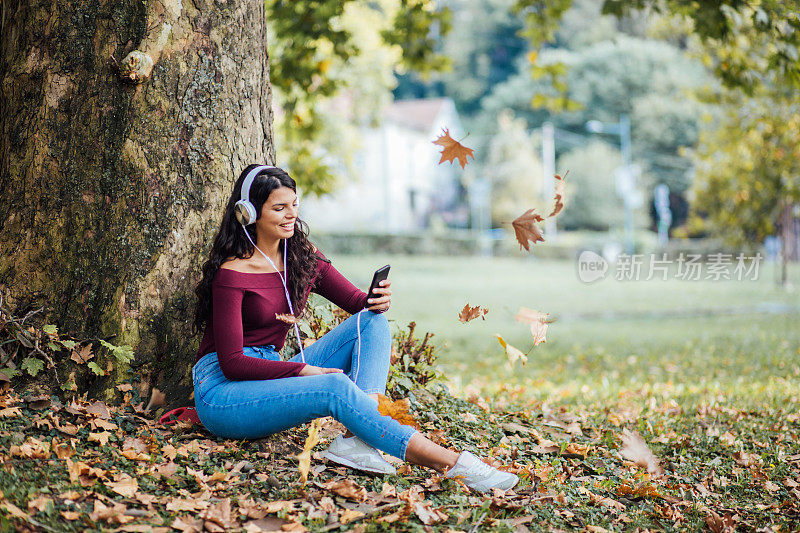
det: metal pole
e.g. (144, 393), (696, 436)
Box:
(620, 114), (634, 254)
(542, 122), (556, 239)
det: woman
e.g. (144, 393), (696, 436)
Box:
(192, 164), (518, 492)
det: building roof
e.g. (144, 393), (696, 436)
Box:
(383, 98), (453, 133)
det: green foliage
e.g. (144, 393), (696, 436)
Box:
(87, 362), (105, 376)
(381, 0), (452, 75)
(396, 0), (530, 117)
(0, 302), (132, 390)
(687, 85), (800, 246)
(268, 0), (450, 194)
(387, 321), (439, 397)
(99, 339), (134, 365)
(602, 0), (800, 92)
(19, 357), (44, 377)
(481, 35), (708, 199)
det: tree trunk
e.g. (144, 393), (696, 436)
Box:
(0, 0), (274, 400)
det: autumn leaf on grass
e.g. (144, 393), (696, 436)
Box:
(275, 313), (298, 324)
(458, 304), (488, 323)
(514, 307), (551, 346)
(512, 209), (545, 250)
(297, 418), (322, 486)
(619, 428), (663, 475)
(432, 128), (474, 169)
(548, 170), (568, 217)
(377, 394), (421, 429)
(495, 334), (527, 366)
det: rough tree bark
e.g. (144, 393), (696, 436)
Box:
(0, 0), (274, 400)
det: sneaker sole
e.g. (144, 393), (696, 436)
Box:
(321, 450), (396, 475)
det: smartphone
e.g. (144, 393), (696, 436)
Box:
(366, 265), (391, 304)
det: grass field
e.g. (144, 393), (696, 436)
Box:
(330, 253), (800, 408)
(3, 254), (800, 531)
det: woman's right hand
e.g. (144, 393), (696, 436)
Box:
(299, 365), (344, 376)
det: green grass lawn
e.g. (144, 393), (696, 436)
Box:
(3, 254), (800, 532)
(329, 253), (800, 408)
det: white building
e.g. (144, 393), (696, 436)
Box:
(300, 97), (466, 232)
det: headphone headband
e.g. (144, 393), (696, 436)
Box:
(241, 165), (276, 204)
(235, 165), (276, 226)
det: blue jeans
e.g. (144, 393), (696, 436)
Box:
(192, 311), (418, 460)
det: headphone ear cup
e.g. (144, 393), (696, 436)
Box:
(235, 200), (257, 226)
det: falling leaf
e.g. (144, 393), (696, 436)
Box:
(548, 171), (568, 217)
(432, 128), (474, 169)
(514, 307), (550, 346)
(145, 388), (165, 411)
(619, 429), (663, 475)
(458, 304), (488, 323)
(297, 418), (322, 486)
(275, 313), (298, 324)
(496, 334), (528, 366)
(511, 209), (545, 251)
(377, 394), (421, 429)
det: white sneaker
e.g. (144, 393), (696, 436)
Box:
(444, 451), (519, 492)
(322, 435), (397, 475)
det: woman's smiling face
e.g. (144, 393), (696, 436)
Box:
(257, 186), (298, 241)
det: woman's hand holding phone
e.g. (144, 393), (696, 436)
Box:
(367, 279), (391, 313)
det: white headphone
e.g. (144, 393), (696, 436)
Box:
(234, 165), (276, 226)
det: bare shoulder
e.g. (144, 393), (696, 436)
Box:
(220, 257), (258, 273)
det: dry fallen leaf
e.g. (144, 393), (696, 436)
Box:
(619, 429), (663, 475)
(106, 474), (139, 498)
(458, 304), (488, 323)
(319, 479), (367, 501)
(297, 418), (322, 486)
(339, 509), (365, 524)
(578, 486), (625, 511)
(496, 334), (527, 366)
(432, 128), (474, 169)
(377, 394), (421, 429)
(511, 209), (545, 251)
(275, 313), (298, 324)
(413, 501), (449, 525)
(548, 171), (568, 217)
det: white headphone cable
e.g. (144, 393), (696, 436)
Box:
(241, 228), (306, 363)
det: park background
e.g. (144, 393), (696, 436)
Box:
(2, 0), (800, 531)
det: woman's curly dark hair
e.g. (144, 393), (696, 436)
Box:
(193, 165), (318, 334)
